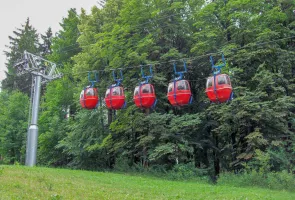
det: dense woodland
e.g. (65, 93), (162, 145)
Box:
(1, 0), (295, 178)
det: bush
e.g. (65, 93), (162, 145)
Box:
(149, 164), (168, 175)
(113, 160), (210, 182)
(165, 162), (209, 181)
(267, 171), (295, 191)
(113, 156), (131, 172)
(218, 170), (295, 192)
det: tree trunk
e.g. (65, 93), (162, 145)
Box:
(108, 109), (112, 125)
(213, 135), (220, 176)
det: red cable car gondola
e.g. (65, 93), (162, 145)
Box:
(205, 54), (233, 103)
(133, 65), (157, 109)
(134, 84), (156, 108)
(167, 80), (192, 106)
(105, 69), (126, 110)
(206, 74), (232, 103)
(105, 86), (126, 110)
(167, 61), (192, 107)
(80, 87), (99, 109)
(80, 72), (99, 109)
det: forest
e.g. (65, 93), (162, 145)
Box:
(1, 0), (295, 183)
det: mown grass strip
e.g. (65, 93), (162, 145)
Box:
(0, 165), (294, 200)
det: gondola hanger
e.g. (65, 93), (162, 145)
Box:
(206, 53), (233, 103)
(167, 60), (193, 107)
(133, 65), (157, 109)
(105, 68), (126, 110)
(80, 71), (99, 109)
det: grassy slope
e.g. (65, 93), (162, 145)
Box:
(0, 165), (294, 200)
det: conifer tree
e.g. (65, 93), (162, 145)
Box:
(2, 18), (39, 94)
(40, 28), (53, 57)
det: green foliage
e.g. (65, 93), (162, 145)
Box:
(2, 18), (39, 94)
(50, 194), (63, 200)
(56, 109), (109, 169)
(166, 162), (209, 181)
(113, 155), (131, 172)
(37, 9), (81, 167)
(218, 170), (295, 192)
(40, 28), (53, 56)
(0, 91), (29, 164)
(246, 149), (272, 174)
(48, 8), (81, 64)
(2, 0), (295, 183)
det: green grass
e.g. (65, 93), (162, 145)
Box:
(0, 165), (294, 200)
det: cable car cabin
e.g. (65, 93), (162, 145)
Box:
(206, 74), (232, 103)
(167, 80), (192, 106)
(105, 86), (126, 110)
(80, 87), (99, 109)
(133, 84), (156, 109)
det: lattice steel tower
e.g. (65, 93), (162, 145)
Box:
(14, 51), (62, 166)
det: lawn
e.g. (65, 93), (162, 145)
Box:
(0, 165), (294, 200)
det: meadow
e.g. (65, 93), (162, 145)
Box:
(0, 165), (294, 200)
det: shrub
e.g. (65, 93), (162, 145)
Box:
(165, 162), (209, 181)
(218, 170), (295, 192)
(113, 156), (131, 172)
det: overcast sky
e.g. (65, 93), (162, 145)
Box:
(0, 0), (99, 82)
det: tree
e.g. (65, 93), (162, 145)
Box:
(4, 0), (293, 176)
(40, 28), (53, 56)
(1, 18), (39, 94)
(0, 91), (29, 164)
(48, 8), (81, 64)
(38, 8), (82, 166)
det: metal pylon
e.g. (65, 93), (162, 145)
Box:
(14, 51), (62, 166)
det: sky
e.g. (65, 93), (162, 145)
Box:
(0, 0), (99, 82)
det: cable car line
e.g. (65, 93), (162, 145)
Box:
(54, 35), (295, 78)
(229, 36), (295, 52)
(7, 35), (295, 92)
(10, 34), (289, 96)
(59, 51), (221, 77)
(5, 35), (295, 109)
